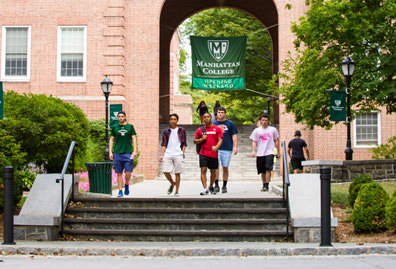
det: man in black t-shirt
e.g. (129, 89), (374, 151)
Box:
(287, 130), (309, 173)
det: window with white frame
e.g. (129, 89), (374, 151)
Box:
(57, 26), (86, 82)
(354, 112), (381, 147)
(1, 26), (31, 81)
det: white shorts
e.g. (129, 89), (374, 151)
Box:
(162, 155), (184, 174)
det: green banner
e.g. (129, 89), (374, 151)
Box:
(110, 104), (122, 128)
(330, 90), (346, 121)
(191, 36), (246, 90)
(0, 82), (3, 120)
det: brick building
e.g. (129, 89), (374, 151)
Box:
(1, 0), (395, 179)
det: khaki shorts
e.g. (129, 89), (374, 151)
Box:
(162, 155), (184, 174)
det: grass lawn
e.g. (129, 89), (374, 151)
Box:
(331, 180), (396, 206)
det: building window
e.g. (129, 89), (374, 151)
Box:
(354, 112), (381, 147)
(57, 26), (86, 82)
(1, 26), (31, 81)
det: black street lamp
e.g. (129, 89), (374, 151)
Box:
(101, 76), (113, 161)
(341, 56), (355, 160)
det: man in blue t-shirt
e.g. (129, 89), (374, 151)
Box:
(213, 107), (238, 193)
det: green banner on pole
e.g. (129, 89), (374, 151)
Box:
(330, 90), (346, 121)
(191, 36), (246, 90)
(110, 104), (122, 128)
(0, 82), (3, 120)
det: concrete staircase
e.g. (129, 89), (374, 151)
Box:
(62, 124), (289, 242)
(157, 124), (279, 180)
(63, 196), (290, 242)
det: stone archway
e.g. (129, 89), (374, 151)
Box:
(159, 0), (279, 124)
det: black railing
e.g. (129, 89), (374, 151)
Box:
(56, 141), (77, 236)
(281, 141), (291, 239)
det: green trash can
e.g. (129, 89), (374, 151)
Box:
(85, 162), (113, 194)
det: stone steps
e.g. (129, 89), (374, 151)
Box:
(63, 197), (290, 242)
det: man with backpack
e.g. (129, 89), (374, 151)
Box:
(159, 113), (187, 196)
(194, 112), (223, 195)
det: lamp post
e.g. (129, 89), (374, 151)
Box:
(266, 96), (271, 116)
(101, 76), (113, 161)
(341, 56), (355, 160)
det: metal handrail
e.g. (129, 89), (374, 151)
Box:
(56, 141), (77, 236)
(281, 141), (291, 239)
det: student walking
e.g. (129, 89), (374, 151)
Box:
(194, 112), (223, 195)
(109, 111), (137, 197)
(213, 107), (238, 193)
(250, 114), (280, 192)
(159, 113), (187, 196)
(288, 130), (309, 173)
(196, 100), (209, 124)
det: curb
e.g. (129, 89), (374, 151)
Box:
(1, 244), (395, 257)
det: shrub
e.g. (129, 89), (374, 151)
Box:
(3, 91), (89, 172)
(351, 182), (389, 233)
(371, 136), (396, 159)
(348, 174), (373, 207)
(0, 126), (27, 209)
(385, 190), (396, 230)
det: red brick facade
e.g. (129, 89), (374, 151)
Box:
(1, 1), (394, 179)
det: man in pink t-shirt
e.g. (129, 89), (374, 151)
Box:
(250, 114), (280, 192)
(194, 113), (223, 195)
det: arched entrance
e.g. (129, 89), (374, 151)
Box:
(159, 0), (279, 124)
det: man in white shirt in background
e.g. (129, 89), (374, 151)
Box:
(250, 114), (280, 192)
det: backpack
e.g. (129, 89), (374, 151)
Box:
(196, 126), (207, 154)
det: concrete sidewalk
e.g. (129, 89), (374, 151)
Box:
(1, 241), (395, 257)
(111, 177), (282, 198)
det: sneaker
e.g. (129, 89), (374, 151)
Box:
(261, 186), (268, 192)
(214, 185), (220, 193)
(200, 189), (209, 195)
(222, 186), (227, 193)
(167, 184), (175, 195)
(124, 184), (130, 196)
(117, 190), (123, 197)
(209, 186), (216, 195)
(174, 192), (179, 197)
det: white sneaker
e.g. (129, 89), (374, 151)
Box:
(200, 189), (209, 195)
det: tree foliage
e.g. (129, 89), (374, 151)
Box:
(180, 8), (274, 123)
(277, 0), (396, 129)
(3, 91), (89, 172)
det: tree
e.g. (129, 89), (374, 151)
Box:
(276, 0), (396, 129)
(180, 8), (274, 123)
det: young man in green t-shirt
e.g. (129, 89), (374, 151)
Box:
(109, 111), (137, 197)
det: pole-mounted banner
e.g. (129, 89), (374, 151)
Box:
(330, 90), (346, 121)
(0, 82), (3, 119)
(191, 36), (246, 90)
(110, 104), (122, 128)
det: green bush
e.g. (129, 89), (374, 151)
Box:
(371, 136), (396, 159)
(348, 174), (373, 207)
(351, 182), (389, 233)
(3, 91), (89, 172)
(385, 189), (396, 230)
(0, 126), (27, 209)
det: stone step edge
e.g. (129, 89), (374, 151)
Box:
(64, 218), (288, 224)
(64, 229), (288, 236)
(66, 208), (287, 214)
(2, 244), (394, 257)
(73, 197), (284, 202)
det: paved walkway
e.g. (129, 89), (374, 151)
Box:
(111, 177), (282, 198)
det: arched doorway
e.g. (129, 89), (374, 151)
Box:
(159, 0), (279, 124)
